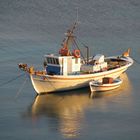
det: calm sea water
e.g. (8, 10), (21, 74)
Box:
(0, 0), (140, 139)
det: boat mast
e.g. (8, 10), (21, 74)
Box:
(64, 22), (77, 49)
(59, 22), (86, 63)
(59, 22), (78, 56)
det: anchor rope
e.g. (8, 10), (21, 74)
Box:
(132, 57), (140, 65)
(0, 73), (25, 87)
(14, 76), (28, 99)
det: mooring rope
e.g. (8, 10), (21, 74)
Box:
(0, 73), (25, 87)
(14, 76), (28, 99)
(132, 57), (140, 65)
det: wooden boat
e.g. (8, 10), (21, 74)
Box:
(89, 77), (123, 93)
(18, 22), (133, 94)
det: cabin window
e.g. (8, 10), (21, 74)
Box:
(52, 58), (55, 64)
(47, 57), (59, 65)
(48, 58), (54, 64)
(55, 58), (59, 65)
(47, 57), (51, 64)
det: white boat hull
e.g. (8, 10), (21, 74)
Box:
(89, 78), (122, 92)
(30, 56), (133, 94)
(90, 84), (121, 92)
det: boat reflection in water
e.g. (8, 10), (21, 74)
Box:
(117, 73), (132, 94)
(25, 73), (132, 138)
(88, 73), (133, 113)
(31, 89), (92, 138)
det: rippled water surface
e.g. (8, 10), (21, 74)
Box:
(0, 0), (140, 139)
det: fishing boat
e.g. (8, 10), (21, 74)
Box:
(18, 22), (133, 94)
(89, 77), (122, 93)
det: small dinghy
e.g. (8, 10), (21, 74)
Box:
(89, 77), (122, 93)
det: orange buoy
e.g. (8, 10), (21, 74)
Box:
(72, 49), (80, 58)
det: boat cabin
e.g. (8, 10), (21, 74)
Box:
(80, 54), (107, 73)
(44, 54), (81, 75)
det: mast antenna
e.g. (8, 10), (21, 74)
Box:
(76, 7), (80, 24)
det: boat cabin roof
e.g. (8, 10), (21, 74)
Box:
(44, 54), (74, 59)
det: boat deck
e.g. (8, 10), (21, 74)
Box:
(62, 58), (129, 76)
(105, 58), (128, 70)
